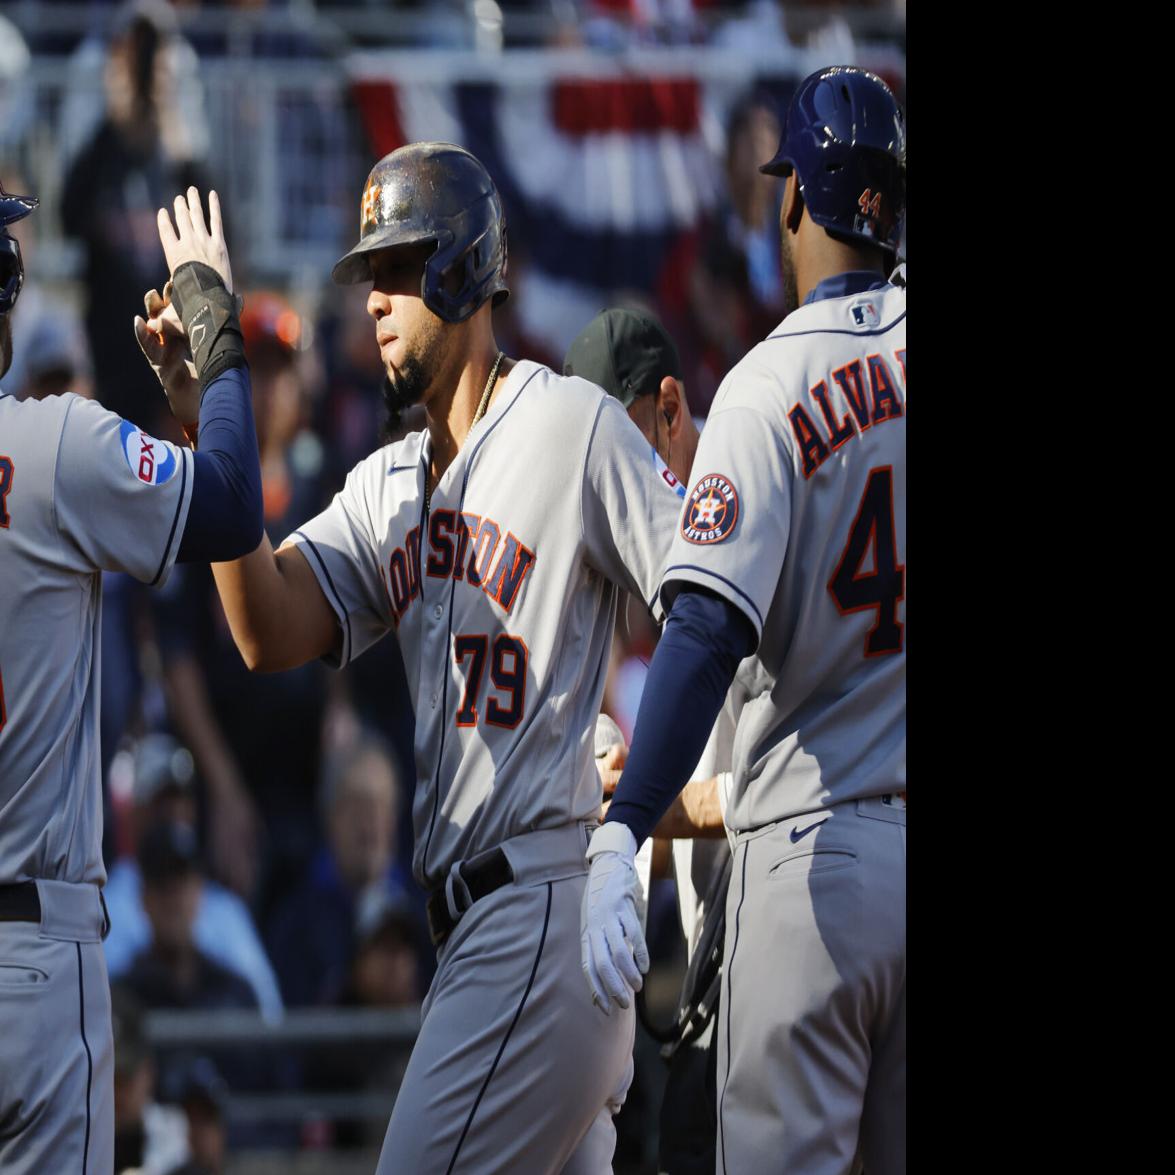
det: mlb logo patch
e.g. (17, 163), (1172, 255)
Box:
(682, 473), (739, 544)
(851, 215), (878, 240)
(119, 421), (178, 486)
(849, 300), (881, 329)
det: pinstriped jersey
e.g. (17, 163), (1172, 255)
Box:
(657, 277), (906, 832)
(289, 360), (683, 890)
(0, 389), (193, 884)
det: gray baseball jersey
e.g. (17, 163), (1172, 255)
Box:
(0, 389), (193, 885)
(1, 386), (192, 1175)
(657, 279), (906, 831)
(656, 277), (906, 1175)
(290, 359), (681, 890)
(287, 358), (684, 1172)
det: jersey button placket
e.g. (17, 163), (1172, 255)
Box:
(420, 449), (444, 716)
(429, 603), (445, 710)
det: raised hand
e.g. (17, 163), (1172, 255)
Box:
(156, 187), (234, 293)
(152, 187), (245, 390)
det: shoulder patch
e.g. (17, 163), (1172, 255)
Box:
(682, 473), (739, 544)
(119, 421), (179, 486)
(848, 298), (882, 329)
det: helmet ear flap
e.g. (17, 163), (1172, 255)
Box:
(437, 254), (468, 300)
(423, 206), (508, 323)
(0, 232), (26, 317)
(490, 223), (509, 308)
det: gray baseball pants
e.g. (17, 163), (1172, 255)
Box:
(0, 880), (113, 1175)
(716, 797), (905, 1175)
(376, 821), (634, 1174)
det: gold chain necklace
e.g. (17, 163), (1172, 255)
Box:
(425, 351), (504, 513)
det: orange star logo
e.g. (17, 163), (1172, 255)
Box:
(361, 181), (382, 230)
(692, 491), (726, 528)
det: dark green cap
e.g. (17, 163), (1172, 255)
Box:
(563, 308), (682, 408)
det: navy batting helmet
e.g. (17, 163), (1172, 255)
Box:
(0, 182), (38, 316)
(332, 142), (509, 325)
(760, 66), (905, 254)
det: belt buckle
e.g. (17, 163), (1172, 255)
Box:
(427, 861), (475, 949)
(444, 861), (473, 923)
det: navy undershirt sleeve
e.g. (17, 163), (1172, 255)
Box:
(604, 586), (755, 845)
(177, 364), (263, 562)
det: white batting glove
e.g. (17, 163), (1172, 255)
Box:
(580, 821), (649, 1015)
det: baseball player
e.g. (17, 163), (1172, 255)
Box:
(0, 183), (265, 1174)
(566, 308), (736, 1175)
(140, 142), (685, 1173)
(579, 67), (907, 1175)
(564, 308), (734, 871)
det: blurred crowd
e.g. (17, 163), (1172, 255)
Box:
(0, 0), (902, 1168)
(1, 0), (904, 55)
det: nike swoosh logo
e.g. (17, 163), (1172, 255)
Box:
(789, 819), (829, 844)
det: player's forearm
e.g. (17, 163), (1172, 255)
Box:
(652, 777), (727, 840)
(210, 537), (331, 672)
(210, 536), (278, 669)
(650, 837), (673, 879)
(605, 588), (752, 845)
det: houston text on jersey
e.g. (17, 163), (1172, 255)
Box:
(379, 509), (537, 626)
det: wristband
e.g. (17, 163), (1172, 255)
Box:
(168, 261), (246, 390)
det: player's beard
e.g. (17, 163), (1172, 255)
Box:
(380, 324), (449, 440)
(380, 352), (430, 439)
(778, 233), (799, 318)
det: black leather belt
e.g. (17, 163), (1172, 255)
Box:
(426, 847), (514, 948)
(0, 882), (41, 923)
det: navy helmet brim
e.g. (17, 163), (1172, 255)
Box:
(0, 193), (39, 228)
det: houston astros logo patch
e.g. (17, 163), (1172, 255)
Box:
(119, 421), (178, 486)
(361, 180), (383, 230)
(682, 474), (739, 544)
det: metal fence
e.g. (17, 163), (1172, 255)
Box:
(145, 1005), (420, 1120)
(141, 1006), (418, 1173)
